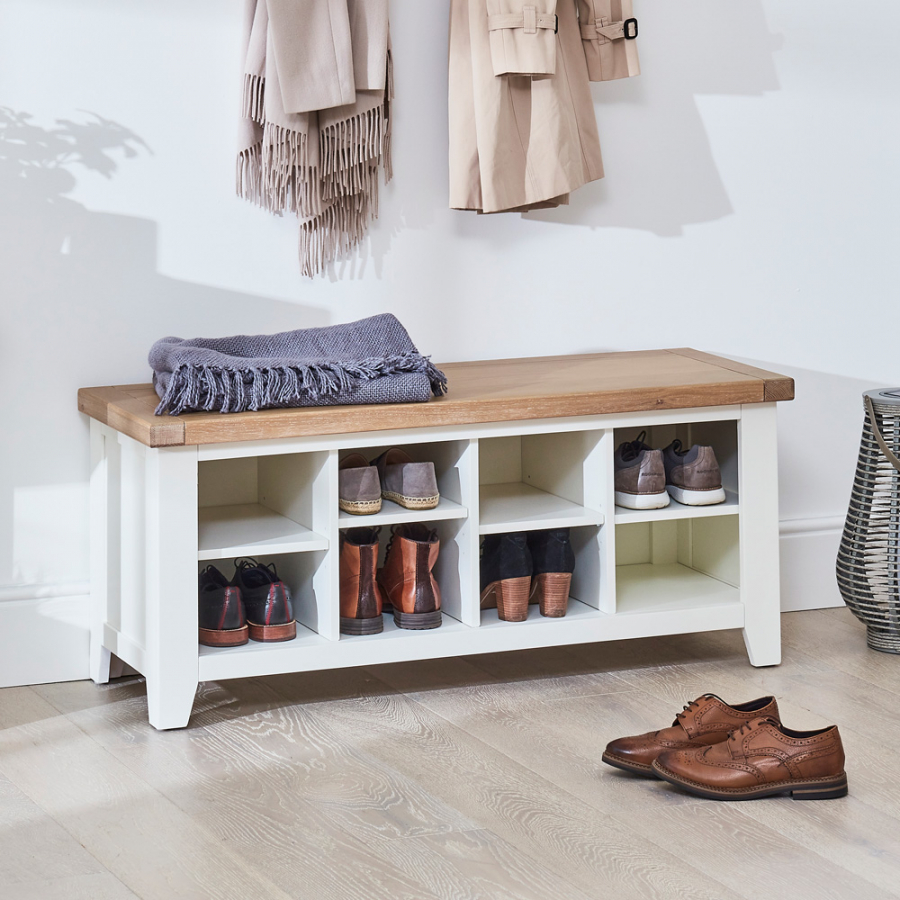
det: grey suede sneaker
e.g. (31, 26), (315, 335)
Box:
(339, 453), (382, 515)
(372, 448), (440, 510)
(614, 431), (670, 510)
(662, 440), (726, 506)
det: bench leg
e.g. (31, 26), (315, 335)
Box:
(739, 403), (782, 667)
(144, 446), (199, 730)
(90, 423), (116, 685)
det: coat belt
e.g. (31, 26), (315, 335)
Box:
(580, 19), (629, 42)
(488, 9), (558, 35)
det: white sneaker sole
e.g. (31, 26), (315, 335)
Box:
(667, 485), (726, 506)
(615, 490), (671, 510)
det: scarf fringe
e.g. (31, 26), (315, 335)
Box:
(320, 105), (388, 179)
(262, 121), (314, 215)
(299, 191), (375, 277)
(236, 142), (265, 207)
(237, 44), (393, 276)
(156, 353), (448, 416)
(241, 74), (266, 125)
(384, 48), (394, 183)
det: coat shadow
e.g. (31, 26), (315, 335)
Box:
(524, 0), (782, 233)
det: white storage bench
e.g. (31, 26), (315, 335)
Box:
(78, 349), (794, 729)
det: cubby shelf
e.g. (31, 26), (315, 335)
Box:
(196, 587), (745, 684)
(479, 596), (599, 627)
(613, 490), (740, 525)
(479, 483), (605, 534)
(197, 613), (473, 681)
(197, 503), (328, 560)
(338, 496), (467, 529)
(616, 562), (740, 614)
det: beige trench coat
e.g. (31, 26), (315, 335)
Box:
(449, 0), (639, 213)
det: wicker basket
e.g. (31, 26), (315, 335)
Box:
(836, 389), (900, 653)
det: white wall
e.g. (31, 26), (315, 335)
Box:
(1, 0), (897, 684)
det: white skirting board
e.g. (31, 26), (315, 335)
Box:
(779, 515), (845, 612)
(0, 520), (847, 687)
(0, 588), (90, 687)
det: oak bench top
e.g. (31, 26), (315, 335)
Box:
(77, 348), (794, 448)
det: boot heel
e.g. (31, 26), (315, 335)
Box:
(494, 576), (531, 622)
(791, 776), (848, 800)
(532, 572), (571, 618)
(340, 615), (384, 636)
(393, 609), (442, 630)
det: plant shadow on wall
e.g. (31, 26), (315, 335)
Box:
(0, 109), (327, 588)
(526, 0), (782, 233)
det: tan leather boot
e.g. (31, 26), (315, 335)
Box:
(339, 528), (385, 635)
(653, 716), (848, 800)
(378, 524), (442, 629)
(602, 694), (781, 776)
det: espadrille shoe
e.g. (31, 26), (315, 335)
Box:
(372, 448), (440, 511)
(339, 453), (382, 515)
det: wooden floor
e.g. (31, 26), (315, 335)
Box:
(1, 608), (899, 900)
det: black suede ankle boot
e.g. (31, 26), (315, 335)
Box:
(480, 533), (533, 622)
(527, 529), (575, 617)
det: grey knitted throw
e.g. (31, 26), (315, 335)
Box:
(150, 314), (447, 416)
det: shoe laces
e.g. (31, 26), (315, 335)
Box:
(383, 526), (400, 561)
(620, 430), (649, 462)
(674, 698), (702, 721)
(731, 721), (755, 740)
(729, 716), (778, 742)
(234, 557), (279, 581)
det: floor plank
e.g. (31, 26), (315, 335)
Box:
(283, 683), (743, 899)
(8, 872), (139, 900)
(0, 715), (294, 900)
(2, 609), (899, 899)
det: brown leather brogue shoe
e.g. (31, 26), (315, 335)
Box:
(652, 717), (848, 800)
(378, 524), (442, 629)
(340, 527), (385, 635)
(601, 694), (780, 777)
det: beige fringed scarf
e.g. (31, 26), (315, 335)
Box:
(237, 0), (392, 276)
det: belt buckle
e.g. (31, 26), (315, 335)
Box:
(623, 17), (638, 39)
(554, 14), (559, 34)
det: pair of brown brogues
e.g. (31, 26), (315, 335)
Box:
(602, 694), (848, 801)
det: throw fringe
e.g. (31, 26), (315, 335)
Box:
(156, 353), (448, 416)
